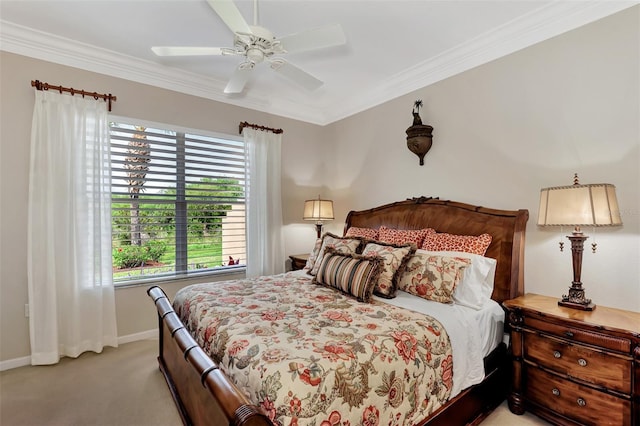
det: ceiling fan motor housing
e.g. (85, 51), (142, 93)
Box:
(235, 26), (281, 63)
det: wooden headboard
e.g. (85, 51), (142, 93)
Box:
(344, 197), (529, 304)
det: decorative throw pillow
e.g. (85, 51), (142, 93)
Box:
(398, 252), (471, 304)
(303, 237), (323, 272)
(361, 241), (415, 298)
(421, 232), (493, 256)
(309, 233), (363, 276)
(378, 226), (435, 247)
(416, 250), (497, 309)
(313, 249), (383, 303)
(345, 226), (379, 240)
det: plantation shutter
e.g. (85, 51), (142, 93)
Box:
(110, 123), (246, 283)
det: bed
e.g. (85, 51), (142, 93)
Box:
(148, 196), (528, 425)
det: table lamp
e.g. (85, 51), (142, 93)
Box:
(538, 174), (622, 310)
(303, 196), (334, 238)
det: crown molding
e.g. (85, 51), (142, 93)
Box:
(0, 20), (327, 124)
(1, 1), (636, 126)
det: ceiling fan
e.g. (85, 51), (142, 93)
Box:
(151, 0), (347, 94)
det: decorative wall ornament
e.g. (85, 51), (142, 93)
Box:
(405, 100), (433, 166)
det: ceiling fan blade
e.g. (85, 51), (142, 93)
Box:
(206, 0), (251, 35)
(151, 47), (224, 56)
(224, 63), (254, 94)
(269, 59), (323, 91)
(278, 24), (346, 54)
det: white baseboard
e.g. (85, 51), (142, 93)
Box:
(0, 355), (32, 372)
(0, 329), (158, 372)
(118, 329), (158, 344)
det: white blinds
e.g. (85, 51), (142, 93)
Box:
(110, 123), (246, 282)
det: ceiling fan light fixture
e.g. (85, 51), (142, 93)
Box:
(246, 48), (265, 64)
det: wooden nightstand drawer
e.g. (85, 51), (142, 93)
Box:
(525, 367), (632, 426)
(523, 331), (632, 394)
(524, 316), (631, 353)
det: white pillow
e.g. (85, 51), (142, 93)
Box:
(416, 249), (497, 310)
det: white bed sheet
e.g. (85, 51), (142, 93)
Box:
(373, 291), (505, 397)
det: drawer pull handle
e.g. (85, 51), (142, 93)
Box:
(564, 331), (574, 338)
(553, 350), (562, 359)
(577, 397), (586, 407)
(578, 358), (587, 367)
(552, 388), (560, 397)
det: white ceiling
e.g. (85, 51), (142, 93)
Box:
(1, 0), (636, 125)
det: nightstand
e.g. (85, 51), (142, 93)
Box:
(503, 293), (639, 426)
(289, 253), (309, 271)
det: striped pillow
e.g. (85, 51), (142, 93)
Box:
(309, 233), (363, 276)
(313, 249), (383, 303)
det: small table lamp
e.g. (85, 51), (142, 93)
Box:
(538, 174), (622, 310)
(303, 197), (334, 238)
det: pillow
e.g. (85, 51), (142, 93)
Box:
(398, 253), (471, 304)
(312, 249), (383, 303)
(303, 237), (323, 272)
(421, 232), (492, 255)
(418, 250), (497, 309)
(345, 226), (379, 240)
(309, 233), (363, 276)
(361, 241), (415, 298)
(378, 226), (435, 247)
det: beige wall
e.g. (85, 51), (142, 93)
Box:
(1, 6), (638, 365)
(320, 6), (639, 311)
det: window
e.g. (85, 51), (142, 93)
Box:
(110, 121), (246, 284)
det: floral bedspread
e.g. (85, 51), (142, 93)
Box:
(173, 272), (453, 426)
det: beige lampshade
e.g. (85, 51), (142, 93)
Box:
(303, 199), (334, 222)
(538, 182), (622, 227)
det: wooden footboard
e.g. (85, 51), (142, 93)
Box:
(148, 286), (271, 426)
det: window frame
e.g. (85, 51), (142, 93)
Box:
(109, 116), (247, 287)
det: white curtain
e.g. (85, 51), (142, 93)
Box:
(28, 90), (118, 365)
(244, 128), (285, 277)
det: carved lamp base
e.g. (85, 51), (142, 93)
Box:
(558, 284), (596, 311)
(557, 232), (596, 311)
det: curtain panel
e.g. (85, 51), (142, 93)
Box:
(243, 128), (285, 277)
(28, 90), (118, 365)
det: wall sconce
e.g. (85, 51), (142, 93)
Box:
(406, 99), (433, 166)
(537, 174), (622, 310)
(303, 197), (334, 238)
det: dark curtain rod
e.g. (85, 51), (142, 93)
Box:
(31, 80), (117, 112)
(238, 121), (283, 135)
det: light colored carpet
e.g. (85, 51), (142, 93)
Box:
(1, 340), (549, 425)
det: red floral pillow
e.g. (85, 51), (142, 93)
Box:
(345, 226), (378, 240)
(421, 232), (492, 256)
(378, 226), (435, 247)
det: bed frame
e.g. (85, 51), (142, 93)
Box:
(148, 196), (529, 426)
